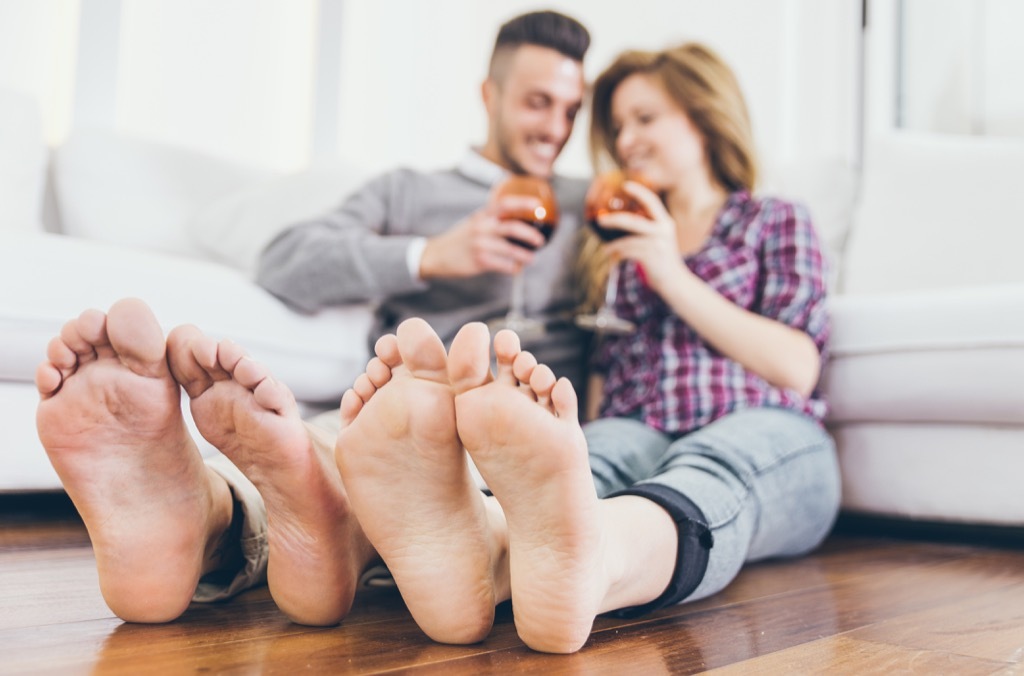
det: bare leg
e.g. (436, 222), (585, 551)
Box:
(450, 325), (679, 654)
(167, 326), (375, 626)
(36, 298), (234, 623)
(334, 318), (504, 644)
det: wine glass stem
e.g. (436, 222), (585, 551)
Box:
(510, 271), (526, 320)
(604, 263), (621, 310)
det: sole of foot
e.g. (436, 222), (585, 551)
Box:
(450, 324), (603, 654)
(36, 298), (229, 623)
(335, 318), (496, 644)
(167, 324), (370, 626)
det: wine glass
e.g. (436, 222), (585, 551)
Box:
(487, 175), (560, 340)
(575, 171), (650, 335)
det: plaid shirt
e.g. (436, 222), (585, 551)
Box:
(594, 190), (830, 435)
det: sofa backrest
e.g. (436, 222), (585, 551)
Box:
(0, 89), (46, 233)
(52, 128), (275, 258)
(840, 131), (1024, 295)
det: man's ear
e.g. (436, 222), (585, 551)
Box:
(481, 79), (497, 114)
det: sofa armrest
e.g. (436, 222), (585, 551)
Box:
(823, 284), (1024, 426)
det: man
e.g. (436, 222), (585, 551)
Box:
(257, 10), (590, 393)
(37, 10), (591, 632)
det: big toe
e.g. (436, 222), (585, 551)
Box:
(448, 323), (493, 395)
(105, 298), (169, 378)
(167, 324), (221, 398)
(396, 318), (448, 384)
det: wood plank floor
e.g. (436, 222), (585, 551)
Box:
(2, 494), (1023, 674)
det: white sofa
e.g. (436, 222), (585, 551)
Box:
(0, 89), (373, 488)
(2, 88), (1022, 529)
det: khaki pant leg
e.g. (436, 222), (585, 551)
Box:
(193, 453), (269, 602)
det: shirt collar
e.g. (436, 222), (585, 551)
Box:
(456, 148), (511, 188)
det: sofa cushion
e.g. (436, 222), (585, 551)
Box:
(52, 129), (274, 258)
(842, 132), (1024, 294)
(0, 232), (372, 403)
(0, 89), (46, 233)
(188, 163), (365, 274)
(823, 284), (1024, 425)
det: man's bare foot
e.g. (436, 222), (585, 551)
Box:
(449, 324), (606, 654)
(335, 318), (499, 644)
(36, 298), (234, 623)
(167, 326), (374, 626)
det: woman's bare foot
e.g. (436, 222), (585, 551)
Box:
(449, 325), (613, 654)
(167, 326), (374, 626)
(36, 298), (234, 623)
(334, 318), (499, 644)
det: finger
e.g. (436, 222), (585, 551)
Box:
(496, 220), (546, 250)
(623, 181), (669, 220)
(477, 251), (524, 275)
(597, 211), (651, 236)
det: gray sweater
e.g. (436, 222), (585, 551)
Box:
(257, 151), (590, 393)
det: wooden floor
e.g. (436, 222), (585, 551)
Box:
(3, 494), (1023, 675)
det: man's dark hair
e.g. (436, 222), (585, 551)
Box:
(489, 10), (590, 81)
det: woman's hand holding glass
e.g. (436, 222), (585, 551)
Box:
(595, 180), (690, 297)
(576, 172), (676, 334)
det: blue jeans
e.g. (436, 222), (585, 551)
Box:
(585, 407), (840, 612)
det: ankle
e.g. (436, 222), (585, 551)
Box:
(597, 496), (678, 614)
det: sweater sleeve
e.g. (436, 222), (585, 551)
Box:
(256, 170), (428, 313)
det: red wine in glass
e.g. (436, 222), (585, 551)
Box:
(497, 175), (560, 250)
(584, 170), (651, 241)
(488, 175), (560, 338)
(576, 171), (653, 335)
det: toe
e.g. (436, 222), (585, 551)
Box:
(167, 325), (217, 397)
(216, 340), (248, 375)
(365, 357), (393, 389)
(231, 355), (269, 392)
(550, 378), (579, 422)
(105, 298), (168, 378)
(35, 361), (63, 397)
(374, 334), (402, 369)
(252, 376), (296, 416)
(338, 389), (364, 428)
(60, 313), (99, 362)
(448, 323), (493, 394)
(351, 373), (377, 402)
(511, 350), (538, 386)
(396, 318), (448, 383)
(493, 330), (522, 385)
(529, 364), (557, 409)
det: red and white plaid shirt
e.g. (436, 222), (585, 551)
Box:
(594, 190), (830, 435)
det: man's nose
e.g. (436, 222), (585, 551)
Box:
(543, 109), (571, 143)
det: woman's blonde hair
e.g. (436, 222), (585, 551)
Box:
(576, 43), (758, 313)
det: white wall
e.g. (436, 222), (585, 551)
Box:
(900, 0), (1024, 137)
(0, 0), (862, 175)
(0, 0), (79, 144)
(337, 0), (861, 177)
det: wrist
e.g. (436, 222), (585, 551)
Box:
(418, 238), (443, 280)
(407, 237), (428, 282)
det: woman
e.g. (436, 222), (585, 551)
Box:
(575, 41), (839, 620)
